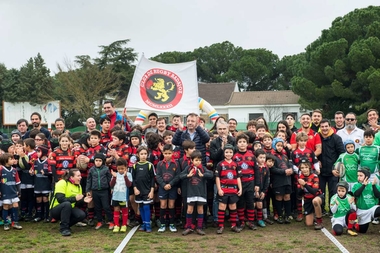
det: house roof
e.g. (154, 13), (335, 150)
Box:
(228, 90), (300, 105)
(198, 82), (236, 105)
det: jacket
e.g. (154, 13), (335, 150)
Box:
(86, 165), (112, 192)
(318, 133), (345, 176)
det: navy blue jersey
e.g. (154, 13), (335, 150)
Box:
(34, 159), (52, 192)
(0, 166), (21, 200)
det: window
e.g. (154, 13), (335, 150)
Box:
(249, 113), (263, 121)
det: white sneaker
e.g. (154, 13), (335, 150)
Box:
(372, 218), (379, 225)
(169, 224), (177, 232)
(158, 225), (166, 232)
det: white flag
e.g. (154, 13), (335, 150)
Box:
(125, 56), (199, 115)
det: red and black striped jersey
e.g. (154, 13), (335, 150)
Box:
(107, 143), (129, 172)
(127, 145), (139, 168)
(100, 131), (112, 147)
(205, 149), (214, 171)
(291, 147), (318, 168)
(215, 160), (241, 194)
(298, 173), (322, 199)
(233, 150), (255, 183)
(148, 148), (162, 168)
(172, 145), (181, 161)
(49, 148), (76, 176)
(83, 145), (106, 177)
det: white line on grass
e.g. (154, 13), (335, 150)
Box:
(321, 228), (350, 253)
(114, 225), (139, 253)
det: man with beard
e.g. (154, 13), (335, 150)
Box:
(364, 109), (380, 133)
(333, 111), (345, 131)
(156, 118), (167, 137)
(24, 112), (51, 139)
(228, 118), (238, 137)
(290, 113), (322, 156)
(337, 112), (364, 150)
(311, 110), (323, 133)
(318, 119), (345, 215)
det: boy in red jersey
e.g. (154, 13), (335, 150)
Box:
(215, 144), (242, 234)
(106, 130), (129, 172)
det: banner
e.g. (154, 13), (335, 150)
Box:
(125, 56), (199, 115)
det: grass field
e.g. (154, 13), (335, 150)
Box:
(1, 217), (380, 253)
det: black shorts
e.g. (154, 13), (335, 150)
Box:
(273, 185), (292, 196)
(158, 187), (177, 200)
(304, 195), (324, 215)
(218, 194), (239, 204)
(135, 194), (153, 204)
(112, 200), (127, 207)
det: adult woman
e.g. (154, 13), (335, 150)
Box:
(50, 169), (92, 236)
(276, 120), (293, 143)
(256, 116), (269, 131)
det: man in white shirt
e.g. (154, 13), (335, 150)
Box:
(336, 112), (364, 150)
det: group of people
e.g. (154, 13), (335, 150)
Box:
(1, 101), (380, 238)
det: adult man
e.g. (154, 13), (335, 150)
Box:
(17, 119), (29, 139)
(228, 118), (238, 137)
(364, 109), (380, 133)
(333, 111), (345, 131)
(172, 113), (210, 166)
(24, 112), (51, 139)
(210, 120), (236, 165)
(318, 119), (345, 215)
(290, 113), (322, 156)
(156, 117), (167, 137)
(311, 109), (323, 132)
(336, 112), (364, 150)
(100, 101), (134, 131)
(85, 117), (97, 132)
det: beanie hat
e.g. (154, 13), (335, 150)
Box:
(11, 129), (21, 138)
(94, 153), (105, 164)
(343, 139), (355, 150)
(336, 181), (349, 192)
(37, 145), (49, 157)
(272, 137), (284, 150)
(358, 167), (371, 179)
(223, 144), (234, 152)
(130, 130), (142, 141)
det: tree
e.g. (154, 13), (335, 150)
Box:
(291, 6), (380, 120)
(151, 51), (194, 64)
(225, 49), (281, 91)
(54, 56), (120, 125)
(94, 39), (138, 100)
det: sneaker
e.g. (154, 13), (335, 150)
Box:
(108, 222), (115, 230)
(88, 219), (95, 226)
(139, 223), (146, 231)
(216, 226), (224, 234)
(75, 222), (87, 227)
(182, 228), (192, 236)
(13, 223), (22, 230)
(347, 229), (357, 236)
(33, 217), (42, 222)
(284, 216), (291, 224)
(239, 221), (245, 230)
(231, 225), (242, 233)
(196, 228), (206, 235)
(145, 223), (152, 233)
(129, 220), (140, 228)
(24, 216), (32, 222)
(4, 224), (10, 231)
(264, 218), (274, 225)
(372, 218), (380, 225)
(276, 216), (284, 224)
(43, 218), (50, 223)
(246, 221), (257, 230)
(322, 211), (328, 217)
(169, 224), (177, 233)
(273, 214), (279, 221)
(258, 220), (266, 227)
(95, 222), (104, 230)
(314, 223), (323, 230)
(113, 225), (120, 233)
(158, 225), (166, 233)
(296, 214), (304, 222)
(120, 225), (127, 232)
(50, 218), (57, 223)
(288, 215), (294, 220)
(60, 229), (71, 236)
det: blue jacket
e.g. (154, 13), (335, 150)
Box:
(172, 126), (210, 166)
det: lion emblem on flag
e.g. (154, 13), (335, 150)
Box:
(146, 78), (175, 102)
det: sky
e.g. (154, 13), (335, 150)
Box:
(0, 0), (378, 73)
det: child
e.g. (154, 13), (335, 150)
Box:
(330, 181), (357, 236)
(163, 130), (181, 161)
(99, 117), (112, 147)
(233, 133), (257, 230)
(10, 130), (21, 144)
(352, 167), (380, 233)
(215, 144), (242, 234)
(254, 149), (270, 227)
(106, 130), (129, 172)
(49, 134), (76, 182)
(33, 145), (51, 222)
(180, 150), (213, 235)
(110, 158), (133, 233)
(262, 133), (273, 155)
(0, 153), (22, 230)
(263, 155), (275, 225)
(334, 139), (359, 191)
(132, 146), (155, 233)
(255, 124), (267, 141)
(271, 138), (293, 224)
(297, 159), (324, 230)
(86, 153), (113, 230)
(252, 140), (262, 152)
(355, 129), (379, 183)
(16, 138), (38, 222)
(156, 144), (180, 232)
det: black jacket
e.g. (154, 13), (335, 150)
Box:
(86, 165), (112, 192)
(318, 133), (345, 176)
(209, 136), (236, 167)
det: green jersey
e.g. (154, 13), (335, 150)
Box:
(355, 145), (380, 174)
(335, 152), (359, 183)
(352, 182), (380, 210)
(330, 193), (355, 218)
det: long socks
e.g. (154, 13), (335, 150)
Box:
(121, 207), (128, 226)
(114, 211), (120, 226)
